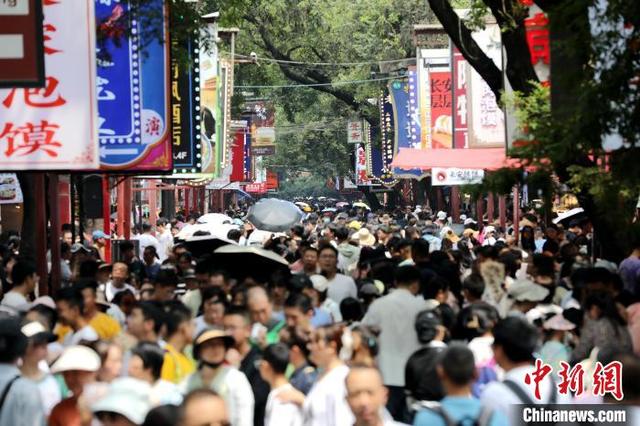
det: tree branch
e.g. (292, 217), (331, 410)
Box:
(426, 0), (504, 99)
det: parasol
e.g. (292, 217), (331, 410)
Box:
(246, 198), (304, 232)
(212, 245), (289, 282)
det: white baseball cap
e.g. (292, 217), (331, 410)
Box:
(92, 378), (152, 425)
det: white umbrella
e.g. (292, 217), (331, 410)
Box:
(176, 223), (239, 240)
(197, 213), (233, 225)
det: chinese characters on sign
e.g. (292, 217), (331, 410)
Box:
(430, 71), (453, 149)
(524, 359), (624, 401)
(431, 167), (484, 186)
(452, 47), (468, 149)
(0, 0), (98, 169)
(347, 120), (363, 144)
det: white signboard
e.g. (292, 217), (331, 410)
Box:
(347, 121), (363, 144)
(0, 0), (28, 15)
(432, 167), (484, 186)
(0, 174), (22, 203)
(0, 0), (98, 170)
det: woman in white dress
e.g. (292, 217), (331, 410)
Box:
(302, 324), (354, 426)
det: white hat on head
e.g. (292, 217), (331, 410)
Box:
(464, 217), (477, 226)
(436, 211), (447, 221)
(352, 228), (375, 247)
(92, 378), (152, 425)
(309, 275), (329, 293)
(51, 345), (101, 373)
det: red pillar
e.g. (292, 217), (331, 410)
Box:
(499, 195), (507, 229)
(58, 175), (71, 225)
(451, 187), (460, 223)
(487, 193), (495, 223)
(184, 189), (190, 216)
(117, 178), (132, 240)
(102, 177), (111, 262)
(476, 197), (484, 233)
(199, 187), (205, 213)
(148, 180), (157, 229)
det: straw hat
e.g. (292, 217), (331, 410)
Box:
(352, 228), (376, 247)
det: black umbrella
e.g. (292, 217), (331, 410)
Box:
(246, 198), (304, 232)
(183, 235), (236, 259)
(212, 245), (289, 282)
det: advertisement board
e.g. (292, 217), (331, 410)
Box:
(432, 167), (484, 186)
(0, 0), (99, 170)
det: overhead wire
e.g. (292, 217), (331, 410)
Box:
(229, 53), (416, 67)
(234, 75), (407, 89)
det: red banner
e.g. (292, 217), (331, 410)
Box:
(266, 170), (278, 191)
(430, 71), (453, 149)
(230, 127), (245, 182)
(452, 47), (468, 149)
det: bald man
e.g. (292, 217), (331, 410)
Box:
(179, 389), (229, 426)
(346, 366), (408, 426)
(104, 262), (137, 302)
(247, 287), (285, 346)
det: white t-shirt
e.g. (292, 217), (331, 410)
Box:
(320, 299), (342, 322)
(0, 291), (29, 314)
(157, 230), (173, 263)
(303, 364), (354, 426)
(326, 274), (357, 305)
(150, 380), (183, 407)
(265, 384), (303, 426)
(62, 325), (99, 346)
(33, 374), (62, 416)
(134, 233), (161, 256)
(104, 281), (137, 302)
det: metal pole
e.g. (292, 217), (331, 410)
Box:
(102, 176), (111, 261)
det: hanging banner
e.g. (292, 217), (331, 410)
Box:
(0, 0), (99, 170)
(430, 71), (453, 149)
(0, 174), (23, 203)
(199, 28), (220, 175)
(432, 167), (484, 186)
(171, 34), (200, 174)
(468, 22), (505, 148)
(452, 46), (468, 149)
(266, 170), (279, 191)
(97, 0), (172, 171)
(355, 143), (371, 186)
(230, 121), (246, 183)
(0, 0), (45, 88)
(407, 68), (422, 149)
(389, 79), (423, 178)
(246, 100), (276, 156)
(418, 48), (449, 149)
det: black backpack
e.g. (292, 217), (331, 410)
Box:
(424, 403), (495, 426)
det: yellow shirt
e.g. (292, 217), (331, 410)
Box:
(56, 312), (121, 342)
(161, 343), (195, 384)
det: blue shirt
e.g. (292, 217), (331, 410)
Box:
(310, 308), (332, 328)
(0, 364), (45, 426)
(413, 396), (508, 426)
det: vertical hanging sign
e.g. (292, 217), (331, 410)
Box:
(0, 0), (99, 170)
(97, 0), (172, 171)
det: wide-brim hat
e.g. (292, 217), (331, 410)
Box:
(508, 279), (549, 303)
(194, 329), (235, 350)
(92, 378), (151, 425)
(352, 228), (376, 247)
(51, 345), (101, 373)
(543, 313), (576, 331)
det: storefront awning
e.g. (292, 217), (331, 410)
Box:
(391, 148), (510, 171)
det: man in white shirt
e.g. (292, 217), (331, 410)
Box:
(104, 262), (137, 302)
(55, 287), (98, 346)
(318, 245), (357, 305)
(346, 365), (407, 426)
(156, 218), (173, 263)
(134, 223), (161, 256)
(0, 260), (38, 315)
(480, 317), (572, 424)
(259, 343), (303, 426)
(362, 265), (425, 422)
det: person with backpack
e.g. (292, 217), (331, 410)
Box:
(480, 317), (572, 422)
(0, 316), (46, 426)
(413, 344), (507, 426)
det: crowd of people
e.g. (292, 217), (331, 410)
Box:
(0, 202), (639, 426)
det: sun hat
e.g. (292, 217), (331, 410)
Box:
(436, 211), (447, 221)
(352, 228), (376, 247)
(92, 377), (152, 425)
(508, 279), (549, 302)
(31, 295), (57, 311)
(543, 313), (576, 331)
(464, 217), (477, 226)
(347, 220), (362, 231)
(51, 345), (101, 373)
(194, 329), (235, 353)
(309, 274), (329, 293)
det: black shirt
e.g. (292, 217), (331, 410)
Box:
(240, 345), (270, 426)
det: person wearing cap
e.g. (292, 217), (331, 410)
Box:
(499, 278), (549, 319)
(161, 302), (196, 384)
(1, 260), (38, 315)
(352, 227), (376, 248)
(91, 377), (152, 426)
(421, 223), (442, 254)
(55, 286), (99, 347)
(362, 266), (425, 422)
(305, 274), (342, 323)
(0, 317), (46, 426)
(318, 245), (357, 306)
(48, 345), (101, 426)
(259, 343), (303, 426)
(539, 312), (576, 373)
(92, 230), (110, 262)
(20, 321), (63, 415)
(105, 262), (137, 303)
(142, 246), (161, 282)
(375, 225), (393, 247)
(181, 329), (254, 426)
(128, 342), (182, 407)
